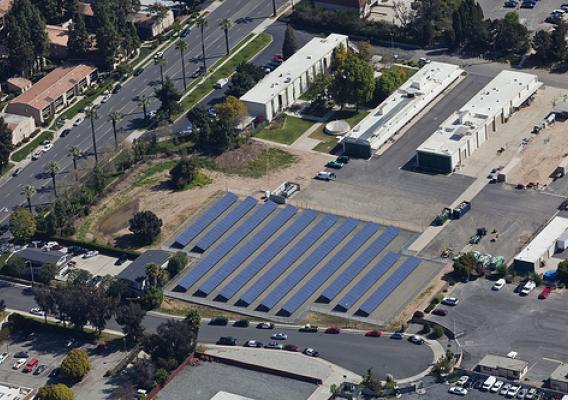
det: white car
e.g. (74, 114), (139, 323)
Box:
(409, 335), (425, 344)
(73, 117), (85, 126)
(520, 281), (536, 295)
(101, 94), (112, 103)
(493, 278), (506, 290)
(491, 380), (504, 392)
(31, 150), (42, 160)
(457, 376), (469, 386)
(83, 250), (99, 258)
(507, 351), (518, 359)
(30, 308), (45, 317)
(0, 352), (8, 365)
(154, 51), (164, 59)
(214, 78), (228, 89)
(448, 387), (467, 396)
(501, 383), (512, 395)
(270, 332), (287, 340)
(442, 297), (459, 306)
(517, 388), (528, 398)
(13, 359), (26, 369)
(507, 385), (521, 397)
(525, 388), (537, 399)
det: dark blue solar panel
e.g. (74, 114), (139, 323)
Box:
(335, 251), (400, 311)
(217, 210), (317, 301)
(319, 226), (400, 303)
(176, 201), (277, 291)
(196, 206), (297, 296)
(193, 197), (257, 252)
(259, 218), (357, 311)
(173, 193), (237, 247)
(358, 257), (421, 316)
(280, 222), (379, 315)
(238, 214), (337, 306)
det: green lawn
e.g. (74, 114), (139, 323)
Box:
(181, 171), (211, 190)
(134, 160), (178, 187)
(255, 115), (315, 145)
(310, 109), (369, 153)
(219, 148), (297, 178)
(11, 131), (54, 162)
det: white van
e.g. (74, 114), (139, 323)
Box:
(521, 280), (536, 295)
(215, 78), (229, 89)
(492, 278), (506, 290)
(315, 171), (336, 181)
(482, 376), (497, 391)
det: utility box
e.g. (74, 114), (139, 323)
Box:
(269, 181), (300, 204)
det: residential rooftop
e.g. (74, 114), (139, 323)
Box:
(477, 354), (529, 372)
(117, 250), (170, 284)
(46, 24), (69, 47)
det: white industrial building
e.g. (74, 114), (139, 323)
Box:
(342, 62), (463, 158)
(416, 71), (542, 173)
(513, 216), (568, 273)
(240, 33), (348, 122)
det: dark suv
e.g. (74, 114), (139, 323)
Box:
(209, 317), (228, 326)
(216, 336), (237, 346)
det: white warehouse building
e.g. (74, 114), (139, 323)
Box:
(342, 62), (463, 158)
(416, 70), (542, 173)
(240, 33), (348, 122)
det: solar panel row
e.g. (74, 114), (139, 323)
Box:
(193, 197), (257, 252)
(176, 201), (278, 291)
(238, 213), (337, 307)
(280, 222), (379, 316)
(196, 206), (298, 296)
(319, 226), (400, 303)
(217, 210), (318, 302)
(173, 193), (238, 248)
(357, 257), (421, 317)
(259, 218), (358, 311)
(335, 251), (400, 312)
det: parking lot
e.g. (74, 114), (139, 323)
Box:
(426, 279), (568, 384)
(70, 253), (131, 278)
(476, 0), (566, 31)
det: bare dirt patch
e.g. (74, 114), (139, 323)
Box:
(215, 141), (266, 170)
(99, 198), (140, 236)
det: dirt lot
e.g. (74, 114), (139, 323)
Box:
(76, 143), (329, 249)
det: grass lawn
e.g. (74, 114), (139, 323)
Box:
(181, 171), (211, 190)
(310, 109), (369, 154)
(230, 148), (297, 178)
(11, 131), (54, 162)
(134, 160), (178, 187)
(255, 115), (315, 145)
(60, 79), (116, 121)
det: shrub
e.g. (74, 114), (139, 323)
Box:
(413, 310), (425, 319)
(430, 325), (444, 339)
(421, 323), (431, 335)
(154, 368), (169, 385)
(424, 303), (436, 313)
(37, 384), (74, 400)
(61, 348), (91, 381)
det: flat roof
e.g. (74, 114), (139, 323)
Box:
(477, 354), (528, 372)
(1, 113), (32, 124)
(417, 70), (541, 157)
(46, 25), (69, 47)
(6, 77), (31, 89)
(345, 62), (462, 149)
(8, 64), (96, 111)
(210, 392), (254, 400)
(515, 216), (568, 264)
(240, 33), (348, 105)
(550, 363), (568, 383)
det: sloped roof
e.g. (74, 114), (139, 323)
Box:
(316, 0), (367, 8)
(118, 250), (170, 284)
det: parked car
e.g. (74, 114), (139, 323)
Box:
(270, 332), (287, 340)
(448, 386), (467, 396)
(30, 308), (45, 316)
(31, 151), (42, 160)
(432, 308), (448, 316)
(112, 84), (122, 94)
(325, 327), (340, 334)
(0, 353), (8, 365)
(391, 332), (404, 340)
(209, 317), (229, 326)
(115, 254), (128, 265)
(538, 287), (552, 299)
(243, 340), (263, 348)
(33, 364), (46, 375)
(154, 51), (164, 59)
(508, 385), (521, 397)
(23, 358), (38, 373)
(365, 330), (382, 337)
(303, 348), (319, 357)
(233, 319), (250, 328)
(298, 324), (317, 332)
(264, 341), (283, 350)
(520, 280), (536, 295)
(525, 388), (537, 399)
(336, 155), (349, 164)
(214, 78), (228, 89)
(501, 383), (512, 395)
(457, 376), (469, 386)
(101, 94), (112, 103)
(60, 128), (71, 138)
(409, 335), (425, 345)
(256, 322), (274, 329)
(73, 117), (85, 126)
(49, 368), (60, 378)
(208, 107), (218, 118)
(13, 359), (26, 369)
(493, 278), (506, 290)
(517, 388), (528, 398)
(216, 336), (237, 346)
(491, 380), (504, 392)
(325, 160), (344, 169)
(504, 0), (517, 7)
(283, 344), (299, 352)
(14, 351), (29, 359)
(272, 54), (284, 62)
(12, 167), (23, 177)
(315, 171), (336, 181)
(520, 0), (536, 7)
(180, 27), (191, 37)
(442, 297), (459, 306)
(83, 250), (99, 258)
(134, 68), (144, 76)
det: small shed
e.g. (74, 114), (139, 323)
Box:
(556, 232), (568, 251)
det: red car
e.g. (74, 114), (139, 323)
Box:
(272, 54), (284, 62)
(325, 327), (340, 334)
(283, 344), (299, 352)
(23, 358), (38, 373)
(538, 287), (552, 299)
(365, 330), (382, 337)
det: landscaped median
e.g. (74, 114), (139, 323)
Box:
(10, 130), (54, 162)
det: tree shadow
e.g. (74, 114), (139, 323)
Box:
(113, 233), (141, 250)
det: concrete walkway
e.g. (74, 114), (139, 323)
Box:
(290, 123), (323, 152)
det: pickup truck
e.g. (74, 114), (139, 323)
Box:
(298, 324), (318, 333)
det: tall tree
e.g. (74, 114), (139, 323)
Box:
(331, 52), (376, 110)
(0, 116), (12, 171)
(550, 22), (568, 62)
(138, 95), (150, 119)
(532, 30), (553, 63)
(219, 18), (232, 55)
(67, 145), (81, 177)
(491, 12), (529, 57)
(451, 0), (487, 52)
(23, 185), (36, 213)
(45, 161), (60, 198)
(108, 112), (123, 149)
(155, 56), (166, 87)
(93, 0), (120, 69)
(9, 208), (36, 244)
(129, 211), (162, 245)
(31, 0), (63, 24)
(282, 25), (297, 60)
(196, 16), (208, 72)
(33, 286), (57, 323)
(116, 302), (146, 343)
(155, 76), (181, 121)
(68, 13), (89, 59)
(175, 40), (189, 90)
(85, 107), (99, 164)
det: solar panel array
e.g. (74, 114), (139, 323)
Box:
(259, 218), (358, 311)
(280, 222), (379, 316)
(335, 251), (400, 312)
(193, 196), (257, 252)
(319, 226), (400, 303)
(238, 214), (338, 307)
(217, 210), (318, 302)
(196, 206), (298, 296)
(176, 201), (277, 292)
(357, 257), (421, 317)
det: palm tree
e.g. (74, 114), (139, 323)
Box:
(85, 107), (99, 164)
(68, 145), (81, 179)
(175, 40), (188, 90)
(45, 161), (60, 198)
(272, 0), (277, 17)
(138, 95), (150, 119)
(148, 3), (169, 32)
(219, 18), (232, 55)
(196, 16), (208, 72)
(23, 185), (35, 213)
(155, 56), (166, 87)
(108, 112), (123, 148)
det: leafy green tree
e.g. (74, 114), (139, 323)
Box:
(491, 12), (529, 57)
(357, 41), (374, 62)
(496, 263), (508, 278)
(304, 73), (332, 105)
(31, 0), (63, 23)
(33, 286), (57, 323)
(532, 30), (553, 63)
(361, 368), (383, 393)
(374, 66), (413, 104)
(116, 302), (146, 343)
(9, 207), (36, 244)
(550, 22), (568, 62)
(453, 252), (477, 279)
(167, 252), (188, 277)
(282, 24), (297, 60)
(155, 76), (181, 121)
(143, 286), (163, 310)
(409, 0), (460, 46)
(558, 260), (568, 283)
(0, 116), (12, 171)
(129, 211), (162, 245)
(3, 255), (27, 278)
(431, 355), (451, 376)
(215, 96), (247, 122)
(93, 0), (120, 69)
(331, 52), (375, 110)
(143, 317), (199, 370)
(39, 262), (59, 284)
(88, 286), (118, 335)
(154, 368), (169, 385)
(170, 158), (197, 190)
(61, 348), (91, 381)
(68, 12), (89, 58)
(226, 63), (267, 97)
(184, 309), (201, 331)
(451, 0), (488, 52)
(37, 384), (74, 400)
(431, 324), (444, 339)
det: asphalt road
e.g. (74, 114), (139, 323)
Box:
(0, 281), (434, 379)
(0, 0), (287, 228)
